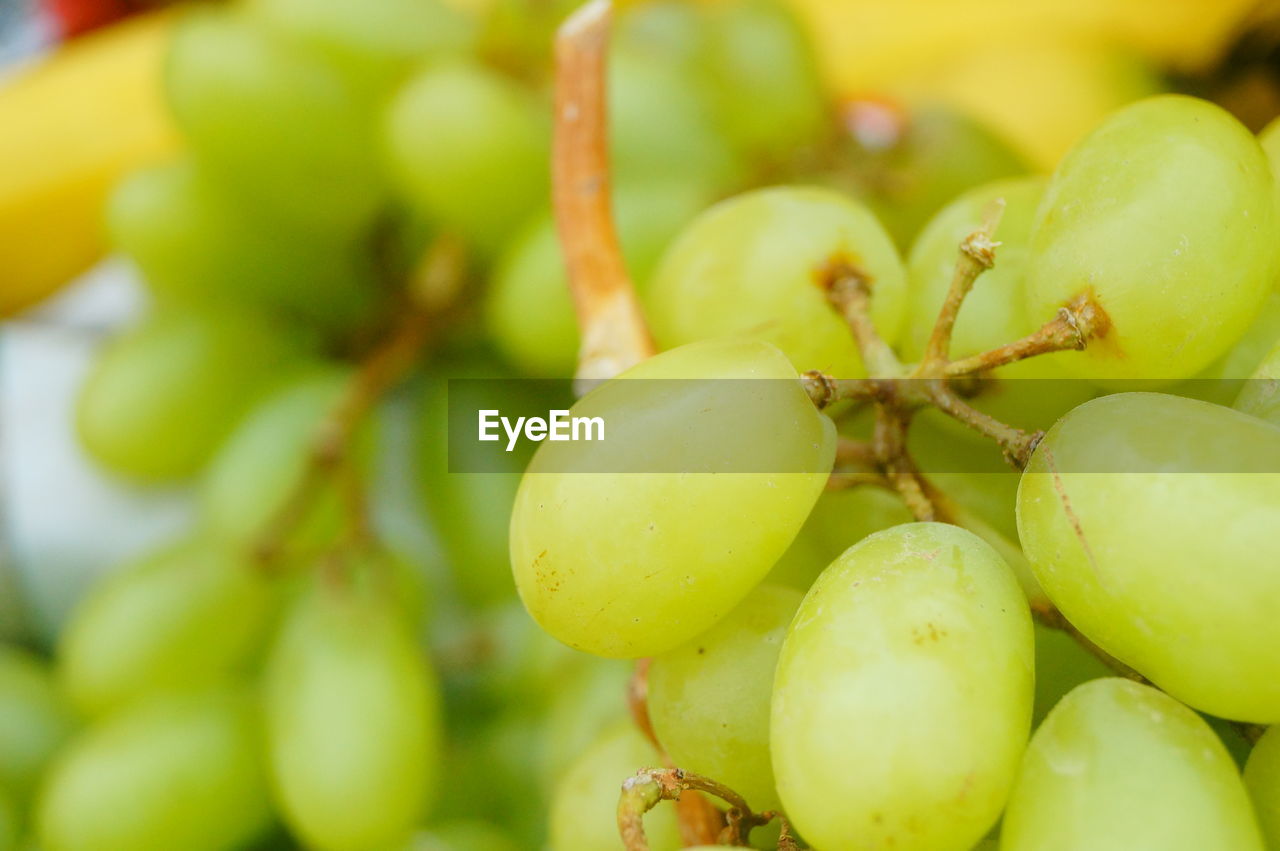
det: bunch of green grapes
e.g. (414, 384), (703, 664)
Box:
(505, 89), (1280, 851)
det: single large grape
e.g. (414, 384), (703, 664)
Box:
(201, 368), (368, 557)
(384, 61), (547, 255)
(649, 583), (801, 812)
(772, 523), (1033, 851)
(1244, 726), (1280, 847)
(76, 309), (304, 481)
(167, 8), (387, 234)
(0, 647), (74, 806)
(904, 177), (1094, 436)
(1025, 95), (1276, 382)
(510, 338), (835, 658)
(487, 182), (710, 378)
(264, 564), (441, 851)
(646, 187), (907, 378)
(108, 160), (378, 332)
(37, 687), (272, 851)
(548, 722), (680, 851)
(1001, 679), (1264, 850)
(1019, 392), (1280, 721)
(57, 539), (275, 718)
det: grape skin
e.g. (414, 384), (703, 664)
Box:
(772, 522), (1033, 851)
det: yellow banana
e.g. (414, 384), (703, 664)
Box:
(0, 11), (178, 317)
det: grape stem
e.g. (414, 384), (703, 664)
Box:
(553, 0), (655, 393)
(251, 235), (466, 568)
(617, 767), (790, 850)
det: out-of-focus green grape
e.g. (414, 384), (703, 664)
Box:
(510, 339), (835, 658)
(487, 182), (710, 378)
(833, 103), (1028, 249)
(541, 658), (631, 785)
(201, 369), (366, 556)
(702, 0), (826, 163)
(247, 0), (474, 95)
(609, 45), (740, 192)
(474, 0), (577, 76)
(1245, 726), (1280, 847)
(57, 540), (274, 718)
(904, 177), (1094, 436)
(549, 722), (680, 851)
(772, 523), (1033, 851)
(0, 647), (74, 806)
(1260, 116), (1280, 206)
(1030, 623), (1110, 727)
(1002, 679), (1264, 850)
(265, 565), (440, 851)
(649, 583), (802, 811)
(1026, 95), (1276, 383)
(76, 309), (303, 481)
(37, 687), (271, 851)
(109, 160), (378, 332)
(403, 821), (519, 851)
(767, 486), (912, 590)
(1018, 392), (1280, 721)
(1235, 339), (1280, 424)
(384, 61), (547, 255)
(646, 187), (907, 377)
(167, 9), (387, 234)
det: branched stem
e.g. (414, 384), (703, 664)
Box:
(924, 379), (1043, 468)
(919, 198), (1004, 369)
(553, 0), (654, 391)
(821, 259), (903, 378)
(945, 301), (1103, 378)
(617, 768), (785, 851)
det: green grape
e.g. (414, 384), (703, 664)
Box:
(1235, 339), (1280, 424)
(646, 187), (908, 377)
(247, 0), (474, 95)
(1001, 679), (1264, 850)
(487, 181), (711, 378)
(1018, 392), (1280, 721)
(510, 338), (835, 658)
(201, 368), (367, 557)
(904, 176), (1094, 436)
(649, 583), (802, 812)
(37, 687), (271, 851)
(76, 308), (303, 481)
(541, 659), (632, 785)
(772, 522), (1033, 851)
(609, 45), (740, 192)
(834, 103), (1029, 249)
(702, 0), (827, 162)
(1025, 95), (1276, 383)
(57, 539), (275, 718)
(458, 602), (585, 713)
(473, 0), (578, 76)
(1245, 726), (1280, 847)
(265, 565), (441, 851)
(403, 821), (519, 851)
(167, 9), (387, 234)
(0, 647), (74, 806)
(109, 160), (378, 332)
(384, 61), (547, 254)
(1030, 623), (1111, 727)
(612, 0), (707, 72)
(549, 722), (680, 851)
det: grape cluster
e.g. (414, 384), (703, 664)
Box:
(4, 1), (1280, 850)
